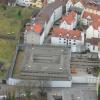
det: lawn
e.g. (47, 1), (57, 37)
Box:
(0, 4), (34, 37)
(0, 39), (16, 77)
(0, 5), (40, 77)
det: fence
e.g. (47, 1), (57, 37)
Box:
(7, 43), (19, 78)
(0, 34), (16, 40)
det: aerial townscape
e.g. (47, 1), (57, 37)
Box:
(0, 0), (100, 100)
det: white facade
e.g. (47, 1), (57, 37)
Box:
(85, 41), (100, 59)
(86, 26), (100, 39)
(72, 76), (97, 83)
(60, 20), (75, 30)
(51, 81), (72, 87)
(40, 6), (62, 44)
(51, 32), (84, 52)
(66, 0), (73, 12)
(16, 0), (31, 7)
(47, 0), (55, 4)
(60, 12), (77, 30)
(81, 17), (91, 26)
(98, 51), (100, 58)
(74, 1), (84, 9)
(54, 6), (62, 21)
(86, 43), (98, 52)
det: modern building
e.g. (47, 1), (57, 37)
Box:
(20, 45), (72, 87)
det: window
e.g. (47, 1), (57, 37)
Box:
(69, 42), (71, 45)
(59, 41), (61, 43)
(69, 39), (71, 41)
(93, 45), (95, 50)
(73, 43), (76, 45)
(59, 38), (61, 40)
(64, 38), (66, 40)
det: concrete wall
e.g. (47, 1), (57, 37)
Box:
(72, 76), (97, 83)
(51, 81), (72, 87)
(98, 51), (100, 59)
(7, 78), (21, 85)
(7, 75), (98, 86)
(86, 26), (99, 39)
(24, 31), (40, 44)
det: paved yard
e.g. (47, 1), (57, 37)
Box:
(48, 84), (97, 100)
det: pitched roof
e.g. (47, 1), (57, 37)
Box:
(82, 11), (100, 29)
(61, 11), (77, 24)
(85, 0), (100, 11)
(52, 27), (81, 40)
(30, 0), (69, 34)
(74, 0), (100, 11)
(92, 20), (100, 30)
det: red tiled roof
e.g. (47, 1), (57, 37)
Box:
(61, 11), (77, 24)
(92, 21), (100, 30)
(33, 23), (42, 33)
(26, 23), (42, 33)
(52, 27), (81, 39)
(82, 11), (100, 29)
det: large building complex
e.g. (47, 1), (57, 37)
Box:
(20, 45), (72, 87)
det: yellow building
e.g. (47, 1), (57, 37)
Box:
(31, 0), (43, 8)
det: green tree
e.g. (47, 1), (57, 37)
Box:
(17, 10), (22, 19)
(1, 4), (7, 10)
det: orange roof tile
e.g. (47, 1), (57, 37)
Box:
(61, 11), (77, 24)
(82, 11), (100, 29)
(92, 21), (100, 30)
(52, 27), (81, 40)
(33, 23), (42, 33)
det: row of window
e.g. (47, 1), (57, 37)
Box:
(59, 41), (76, 45)
(59, 38), (76, 42)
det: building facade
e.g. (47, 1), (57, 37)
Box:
(60, 11), (77, 30)
(51, 27), (84, 52)
(25, 0), (71, 45)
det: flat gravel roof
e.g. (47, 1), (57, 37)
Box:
(20, 45), (71, 80)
